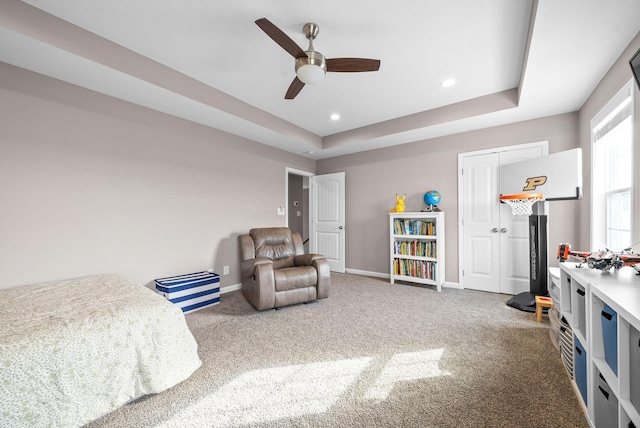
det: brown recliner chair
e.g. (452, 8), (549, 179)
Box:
(239, 227), (330, 310)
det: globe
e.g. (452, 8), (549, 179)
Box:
(424, 190), (441, 206)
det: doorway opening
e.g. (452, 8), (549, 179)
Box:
(286, 168), (313, 253)
(286, 169), (347, 272)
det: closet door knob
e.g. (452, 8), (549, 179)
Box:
(501, 228), (507, 233)
(492, 228), (499, 233)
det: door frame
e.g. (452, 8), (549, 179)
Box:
(285, 167), (314, 242)
(457, 141), (549, 289)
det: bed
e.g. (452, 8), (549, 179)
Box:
(0, 274), (202, 427)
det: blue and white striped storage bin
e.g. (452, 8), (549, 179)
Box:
(155, 271), (220, 314)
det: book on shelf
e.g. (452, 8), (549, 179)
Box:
(393, 258), (437, 280)
(393, 240), (437, 257)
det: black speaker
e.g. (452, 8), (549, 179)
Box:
(529, 214), (548, 295)
(506, 214), (548, 312)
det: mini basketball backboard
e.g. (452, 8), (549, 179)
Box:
(500, 148), (583, 201)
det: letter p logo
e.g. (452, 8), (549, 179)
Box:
(523, 176), (547, 191)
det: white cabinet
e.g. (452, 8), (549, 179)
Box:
(389, 212), (445, 292)
(560, 263), (640, 427)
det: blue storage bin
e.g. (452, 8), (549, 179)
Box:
(601, 303), (618, 375)
(155, 271), (220, 314)
(575, 336), (588, 405)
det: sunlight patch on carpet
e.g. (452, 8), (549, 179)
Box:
(364, 348), (451, 400)
(154, 349), (450, 427)
(155, 357), (372, 427)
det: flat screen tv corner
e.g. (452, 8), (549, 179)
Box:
(630, 46), (640, 89)
(499, 148), (583, 312)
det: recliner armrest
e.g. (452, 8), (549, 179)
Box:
(241, 257), (273, 278)
(240, 258), (276, 311)
(293, 254), (326, 266)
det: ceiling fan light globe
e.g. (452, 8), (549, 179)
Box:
(296, 64), (325, 84)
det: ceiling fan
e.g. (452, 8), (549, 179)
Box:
(255, 18), (381, 99)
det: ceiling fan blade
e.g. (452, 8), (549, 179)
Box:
(326, 58), (381, 72)
(255, 18), (307, 59)
(285, 77), (305, 99)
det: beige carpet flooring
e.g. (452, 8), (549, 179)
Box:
(87, 273), (588, 427)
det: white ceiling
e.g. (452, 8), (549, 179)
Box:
(1, 1), (639, 159)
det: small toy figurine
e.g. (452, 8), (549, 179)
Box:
(390, 194), (406, 213)
(557, 243), (640, 274)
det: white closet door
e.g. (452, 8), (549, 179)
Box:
(460, 143), (546, 293)
(498, 146), (545, 295)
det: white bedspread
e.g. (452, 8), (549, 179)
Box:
(0, 275), (202, 427)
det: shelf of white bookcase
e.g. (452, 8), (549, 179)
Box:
(392, 275), (439, 286)
(393, 254), (437, 261)
(392, 234), (436, 239)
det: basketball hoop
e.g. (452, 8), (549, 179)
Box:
(499, 193), (544, 216)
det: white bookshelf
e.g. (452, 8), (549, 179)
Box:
(389, 211), (445, 292)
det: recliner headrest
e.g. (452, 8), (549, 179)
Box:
(250, 228), (295, 261)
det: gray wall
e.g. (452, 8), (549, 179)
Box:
(0, 63), (315, 290)
(316, 30), (640, 284)
(317, 114), (580, 284)
(2, 30), (639, 291)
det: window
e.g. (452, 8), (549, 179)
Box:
(591, 82), (637, 251)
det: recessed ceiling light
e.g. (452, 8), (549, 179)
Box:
(330, 113), (340, 121)
(440, 78), (456, 88)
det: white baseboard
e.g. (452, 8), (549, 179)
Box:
(444, 281), (461, 289)
(344, 269), (460, 289)
(221, 275), (460, 294)
(344, 268), (388, 279)
(221, 283), (242, 294)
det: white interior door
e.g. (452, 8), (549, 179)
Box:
(459, 143), (547, 294)
(499, 146), (546, 295)
(310, 172), (345, 273)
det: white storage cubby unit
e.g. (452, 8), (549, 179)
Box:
(559, 262), (640, 427)
(389, 211), (445, 292)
